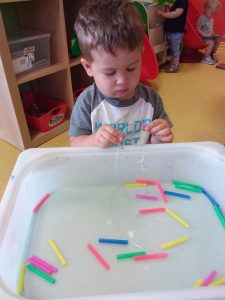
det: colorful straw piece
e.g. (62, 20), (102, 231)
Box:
(28, 256), (58, 274)
(48, 239), (67, 266)
(28, 258), (53, 275)
(172, 180), (202, 189)
(160, 236), (188, 249)
(17, 263), (26, 295)
(174, 185), (202, 193)
(201, 271), (218, 287)
(87, 243), (110, 270)
(98, 238), (128, 245)
(117, 251), (146, 260)
(164, 190), (191, 200)
(165, 208), (190, 228)
(209, 277), (225, 286)
(26, 264), (56, 284)
(136, 179), (168, 203)
(193, 279), (204, 288)
(201, 188), (220, 207)
(138, 207), (166, 214)
(33, 193), (50, 213)
(123, 183), (147, 188)
(213, 205), (225, 229)
(136, 194), (159, 200)
(133, 252), (168, 261)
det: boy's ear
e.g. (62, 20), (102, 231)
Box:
(81, 58), (93, 77)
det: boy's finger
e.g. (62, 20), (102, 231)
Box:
(154, 127), (171, 137)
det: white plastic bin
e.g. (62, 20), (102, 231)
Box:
(8, 30), (50, 74)
(0, 142), (225, 300)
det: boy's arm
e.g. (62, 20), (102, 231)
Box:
(157, 7), (183, 19)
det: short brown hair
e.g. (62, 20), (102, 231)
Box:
(74, 0), (145, 60)
(204, 0), (221, 11)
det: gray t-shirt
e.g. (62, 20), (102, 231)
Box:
(69, 83), (172, 146)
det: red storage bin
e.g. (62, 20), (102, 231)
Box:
(21, 92), (68, 132)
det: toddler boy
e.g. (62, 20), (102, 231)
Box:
(69, 0), (173, 147)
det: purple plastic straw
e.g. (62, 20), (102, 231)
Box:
(201, 271), (217, 286)
(136, 194), (159, 200)
(29, 256), (58, 273)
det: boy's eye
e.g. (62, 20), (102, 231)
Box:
(104, 71), (115, 76)
(127, 67), (136, 72)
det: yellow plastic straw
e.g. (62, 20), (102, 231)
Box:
(209, 277), (225, 286)
(194, 278), (204, 287)
(166, 208), (190, 228)
(17, 263), (26, 295)
(48, 239), (67, 266)
(161, 236), (188, 249)
(123, 183), (147, 188)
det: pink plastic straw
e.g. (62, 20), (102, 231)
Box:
(136, 179), (168, 203)
(33, 193), (50, 213)
(138, 207), (166, 214)
(29, 255), (58, 273)
(201, 271), (218, 286)
(87, 243), (110, 270)
(136, 194), (159, 200)
(133, 252), (168, 261)
(28, 258), (53, 275)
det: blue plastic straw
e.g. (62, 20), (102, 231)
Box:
(201, 188), (220, 207)
(99, 238), (128, 245)
(164, 190), (191, 199)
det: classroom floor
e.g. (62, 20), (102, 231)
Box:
(0, 47), (225, 198)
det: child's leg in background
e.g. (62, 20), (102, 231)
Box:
(204, 39), (216, 57)
(166, 32), (184, 67)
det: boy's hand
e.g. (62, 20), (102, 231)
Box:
(94, 124), (124, 148)
(143, 119), (173, 144)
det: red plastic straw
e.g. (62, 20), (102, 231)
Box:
(133, 252), (168, 261)
(33, 193), (50, 213)
(138, 207), (166, 214)
(87, 243), (110, 270)
(136, 179), (168, 203)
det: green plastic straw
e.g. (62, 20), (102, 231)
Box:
(174, 185), (202, 193)
(213, 205), (225, 229)
(26, 264), (56, 284)
(117, 251), (146, 260)
(172, 180), (202, 189)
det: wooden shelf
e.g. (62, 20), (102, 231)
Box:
(17, 63), (67, 85)
(70, 57), (81, 67)
(0, 0), (84, 150)
(30, 119), (70, 147)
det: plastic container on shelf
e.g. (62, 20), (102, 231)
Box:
(8, 30), (51, 75)
(21, 92), (68, 132)
(0, 142), (225, 300)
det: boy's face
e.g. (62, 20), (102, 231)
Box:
(81, 47), (142, 100)
(205, 6), (218, 18)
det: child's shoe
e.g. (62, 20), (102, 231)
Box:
(164, 63), (179, 73)
(201, 56), (215, 65)
(211, 53), (218, 63)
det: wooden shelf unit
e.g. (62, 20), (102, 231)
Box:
(145, 2), (168, 66)
(0, 0), (89, 150)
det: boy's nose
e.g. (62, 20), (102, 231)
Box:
(116, 73), (128, 85)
